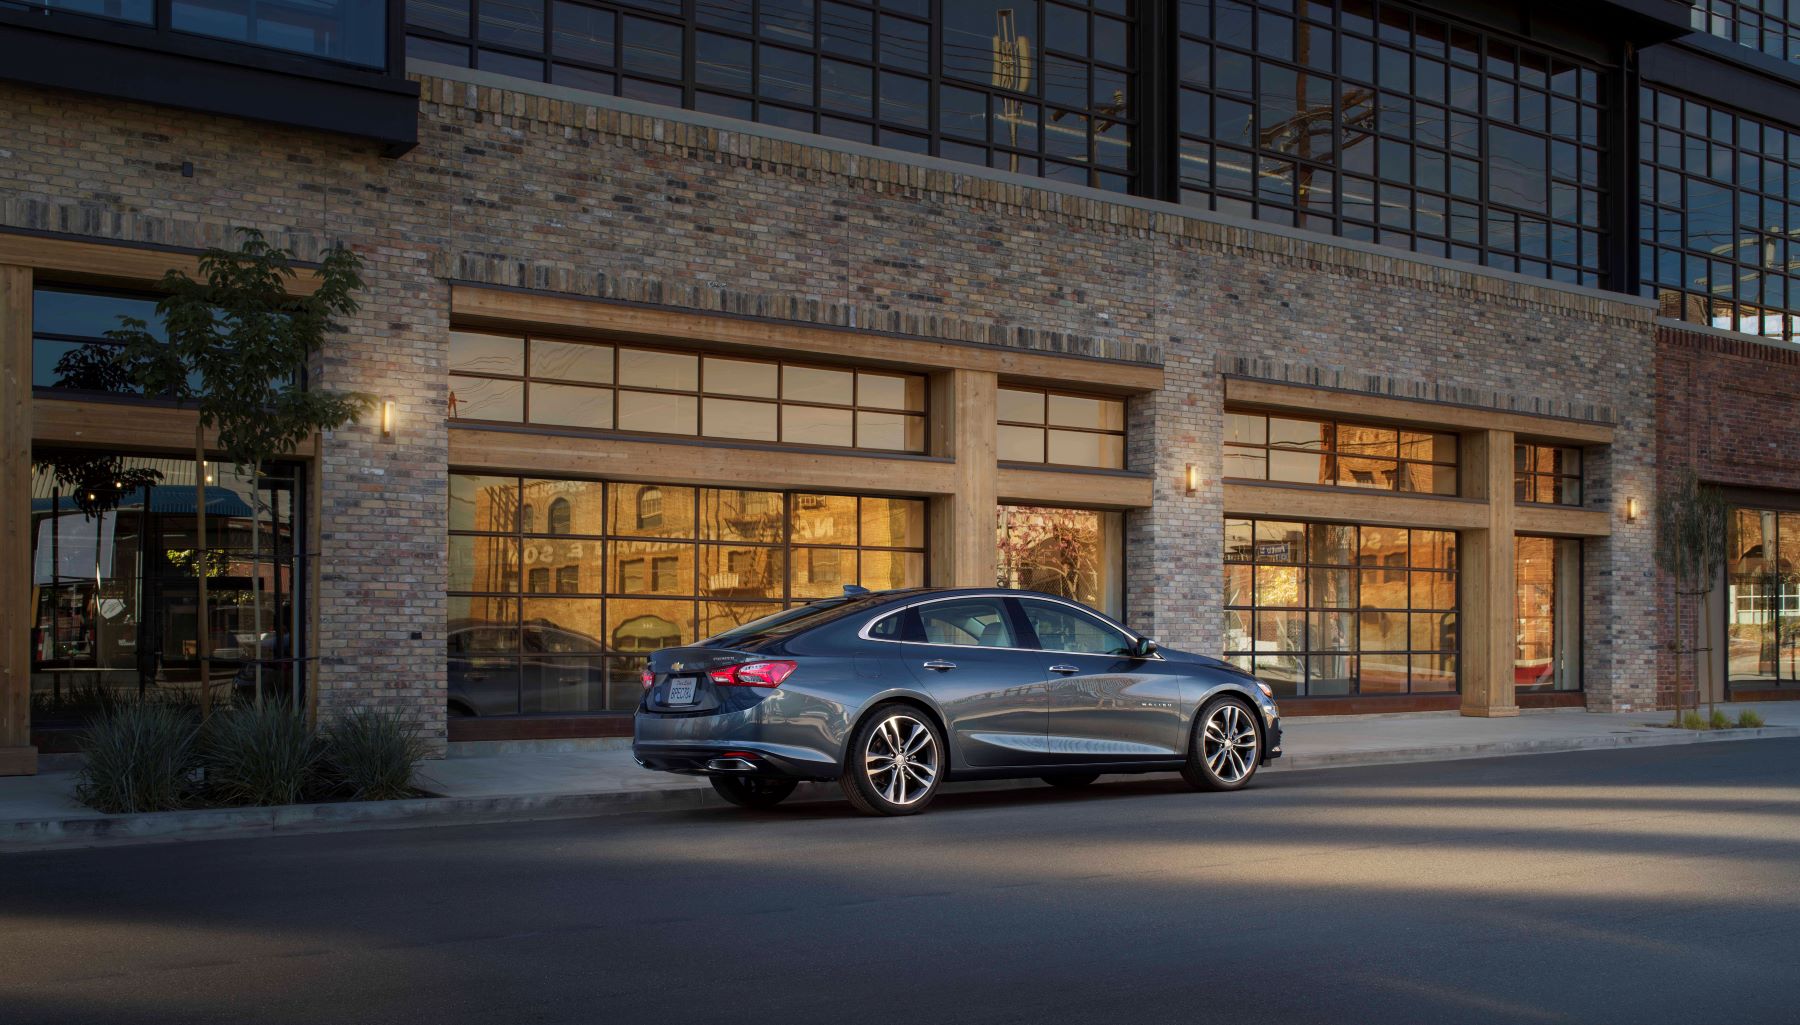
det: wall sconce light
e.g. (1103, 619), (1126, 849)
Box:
(1626, 497), (1640, 523)
(1185, 464), (1200, 495)
(202, 459), (214, 486)
(381, 399), (396, 438)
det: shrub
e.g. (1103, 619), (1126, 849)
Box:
(322, 708), (428, 801)
(1680, 710), (1708, 731)
(75, 702), (199, 813)
(200, 703), (325, 806)
(1737, 709), (1766, 729)
(1708, 709), (1732, 730)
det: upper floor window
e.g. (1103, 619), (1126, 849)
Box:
(1223, 411), (1458, 496)
(1690, 1), (1800, 64)
(447, 330), (927, 452)
(1176, 0), (1608, 287)
(1637, 86), (1800, 344)
(1514, 443), (1581, 505)
(27, 0), (388, 67)
(997, 386), (1126, 468)
(405, 0), (1139, 192)
(32, 287), (166, 397)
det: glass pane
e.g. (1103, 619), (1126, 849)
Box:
(1410, 653), (1458, 691)
(858, 372), (926, 411)
(995, 506), (1120, 615)
(699, 601), (784, 640)
(861, 497), (926, 548)
(448, 376), (523, 421)
(450, 475), (518, 532)
(1224, 564), (1253, 607)
(530, 339), (612, 383)
(1412, 530), (1457, 570)
(449, 331), (523, 375)
(1336, 455), (1397, 489)
(1359, 567), (1409, 609)
(1047, 430), (1124, 468)
(1335, 423), (1397, 456)
(1309, 568), (1355, 608)
(792, 546), (857, 597)
(997, 388), (1046, 424)
(1268, 449), (1330, 484)
(1223, 447), (1268, 479)
(1224, 519), (1254, 563)
(702, 357), (779, 397)
(1359, 650), (1409, 693)
(783, 365), (855, 405)
(1306, 654), (1356, 696)
(699, 544), (785, 600)
(1047, 393), (1126, 430)
(1728, 508), (1777, 680)
(618, 348), (697, 390)
(1253, 521), (1306, 562)
(1020, 600), (1133, 655)
(610, 482), (695, 538)
(618, 390), (698, 434)
(1268, 417), (1326, 450)
(607, 597), (695, 653)
(523, 538), (601, 593)
(698, 489), (784, 543)
(860, 549), (926, 590)
(1412, 570), (1457, 610)
(522, 479), (602, 536)
(519, 654), (606, 713)
(1399, 430), (1457, 462)
(610, 540), (694, 595)
(856, 410), (924, 451)
(1412, 611), (1458, 652)
(702, 397), (779, 441)
(783, 405), (855, 446)
(998, 424), (1047, 462)
(1309, 611), (1356, 652)
(450, 535), (520, 592)
(790, 493), (858, 545)
(1256, 565), (1304, 607)
(530, 383), (613, 429)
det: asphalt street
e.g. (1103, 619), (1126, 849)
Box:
(4, 739), (1799, 1025)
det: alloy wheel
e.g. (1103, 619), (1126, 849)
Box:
(863, 713), (939, 807)
(1201, 701), (1259, 784)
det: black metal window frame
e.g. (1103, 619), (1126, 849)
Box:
(1173, 0), (1609, 287)
(404, 0), (1141, 192)
(1637, 83), (1800, 344)
(1689, 0), (1800, 65)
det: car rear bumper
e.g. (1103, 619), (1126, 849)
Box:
(633, 707), (842, 781)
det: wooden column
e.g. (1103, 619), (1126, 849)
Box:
(1460, 428), (1519, 717)
(927, 368), (998, 587)
(0, 265), (37, 774)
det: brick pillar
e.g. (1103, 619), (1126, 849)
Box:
(0, 265), (37, 774)
(1462, 428), (1520, 717)
(928, 368), (998, 587)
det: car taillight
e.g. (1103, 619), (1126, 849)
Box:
(707, 660), (797, 688)
(640, 667), (655, 689)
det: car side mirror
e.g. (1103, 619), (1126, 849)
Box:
(1133, 636), (1159, 658)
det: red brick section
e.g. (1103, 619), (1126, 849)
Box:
(1654, 324), (1800, 707)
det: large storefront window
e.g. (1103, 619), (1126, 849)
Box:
(1223, 411), (1458, 495)
(1177, 0), (1608, 285)
(448, 475), (928, 715)
(1224, 518), (1458, 697)
(1515, 535), (1581, 690)
(1726, 507), (1800, 682)
(29, 452), (304, 720)
(995, 505), (1123, 617)
(407, 0), (1138, 191)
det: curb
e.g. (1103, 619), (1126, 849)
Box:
(5, 726), (1797, 853)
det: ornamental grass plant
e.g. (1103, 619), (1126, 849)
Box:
(74, 701), (200, 814)
(321, 708), (428, 801)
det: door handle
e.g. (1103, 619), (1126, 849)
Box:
(1048, 664), (1081, 674)
(922, 659), (957, 671)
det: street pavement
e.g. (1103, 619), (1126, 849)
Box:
(4, 739), (1798, 1025)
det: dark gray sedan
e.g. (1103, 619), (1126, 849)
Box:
(633, 588), (1282, 816)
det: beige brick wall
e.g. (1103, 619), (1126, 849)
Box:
(0, 67), (1659, 730)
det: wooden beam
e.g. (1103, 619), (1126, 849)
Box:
(450, 284), (1163, 393)
(928, 369), (999, 587)
(33, 398), (316, 459)
(0, 231), (321, 295)
(1222, 482), (1489, 531)
(450, 426), (956, 495)
(1225, 378), (1614, 445)
(1515, 504), (1613, 538)
(0, 265), (37, 775)
(996, 465), (1154, 510)
(1460, 429), (1520, 717)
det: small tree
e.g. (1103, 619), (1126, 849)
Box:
(1653, 469), (1729, 724)
(110, 229), (372, 716)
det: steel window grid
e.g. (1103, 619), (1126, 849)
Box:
(995, 384), (1129, 470)
(1221, 410), (1460, 496)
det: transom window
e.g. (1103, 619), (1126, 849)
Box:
(1513, 443), (1581, 505)
(1225, 518), (1459, 697)
(448, 330), (926, 452)
(1637, 86), (1800, 344)
(997, 386), (1126, 469)
(1689, 1), (1800, 64)
(1176, 0), (1608, 286)
(406, 0), (1138, 192)
(1223, 411), (1458, 496)
(32, 287), (167, 397)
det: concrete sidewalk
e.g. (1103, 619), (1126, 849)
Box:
(5, 701), (1797, 852)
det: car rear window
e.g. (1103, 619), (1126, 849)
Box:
(704, 595), (891, 645)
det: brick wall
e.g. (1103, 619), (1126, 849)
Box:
(0, 66), (1663, 733)
(1654, 324), (1800, 706)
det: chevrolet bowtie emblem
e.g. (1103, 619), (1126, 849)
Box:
(670, 662), (684, 672)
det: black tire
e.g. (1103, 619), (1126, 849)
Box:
(710, 775), (798, 810)
(1040, 772), (1102, 789)
(839, 703), (946, 816)
(1180, 695), (1262, 792)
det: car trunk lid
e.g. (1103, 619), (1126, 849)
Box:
(642, 646), (760, 713)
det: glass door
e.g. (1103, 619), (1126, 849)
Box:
(1515, 535), (1581, 691)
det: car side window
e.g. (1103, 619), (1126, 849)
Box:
(917, 598), (1016, 647)
(866, 609), (919, 641)
(1021, 600), (1134, 656)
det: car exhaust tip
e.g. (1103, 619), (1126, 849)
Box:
(706, 757), (758, 772)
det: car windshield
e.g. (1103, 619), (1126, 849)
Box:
(705, 594), (892, 646)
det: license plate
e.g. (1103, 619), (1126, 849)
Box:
(666, 677), (697, 705)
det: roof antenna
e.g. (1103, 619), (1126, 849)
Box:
(842, 584), (871, 595)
